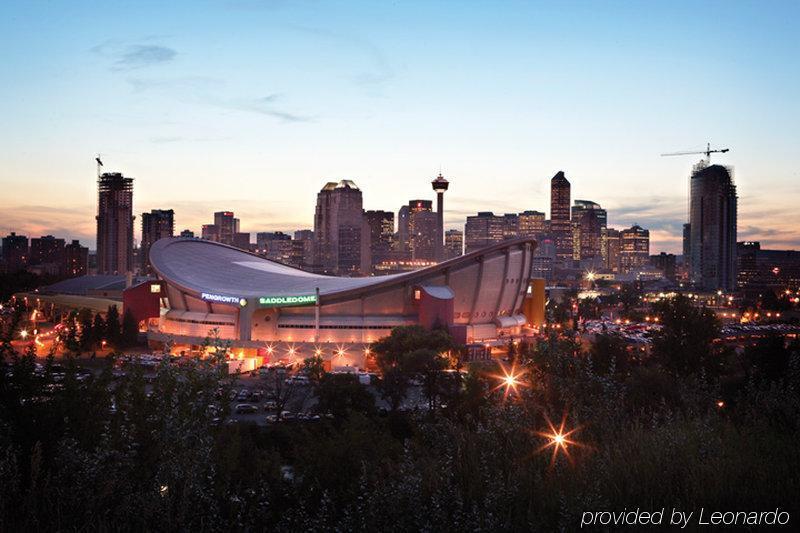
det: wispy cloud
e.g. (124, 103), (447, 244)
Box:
(113, 45), (176, 70)
(231, 94), (313, 122)
(93, 40), (177, 71)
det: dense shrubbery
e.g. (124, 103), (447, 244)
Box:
(1, 297), (799, 531)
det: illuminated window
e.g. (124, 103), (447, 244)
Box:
(150, 284), (161, 294)
(414, 289), (421, 300)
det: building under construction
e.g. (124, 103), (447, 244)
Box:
(96, 172), (135, 275)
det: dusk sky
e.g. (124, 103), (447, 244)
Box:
(2, 0), (799, 253)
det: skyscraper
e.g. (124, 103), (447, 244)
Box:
(464, 212), (505, 253)
(293, 229), (315, 268)
(603, 228), (621, 272)
(202, 211), (249, 249)
(431, 173), (449, 262)
(502, 213), (520, 240)
(518, 210), (546, 240)
(96, 172), (134, 275)
(689, 164), (738, 291)
(620, 225), (650, 273)
(408, 200), (436, 261)
(313, 180), (363, 275)
(571, 200), (606, 261)
(445, 229), (464, 259)
(141, 209), (174, 273)
(363, 210), (395, 271)
(396, 204), (411, 256)
(550, 171), (572, 261)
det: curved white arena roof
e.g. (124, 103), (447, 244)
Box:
(149, 237), (536, 302)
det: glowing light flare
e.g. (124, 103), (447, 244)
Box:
(19, 329), (28, 340)
(490, 362), (527, 399)
(534, 414), (584, 466)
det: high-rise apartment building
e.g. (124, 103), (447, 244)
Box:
(1, 232), (29, 273)
(313, 180), (363, 275)
(465, 212), (505, 253)
(620, 225), (650, 273)
(550, 171), (572, 261)
(141, 209), (174, 273)
(689, 164), (738, 291)
(444, 229), (464, 259)
(96, 172), (134, 274)
(64, 240), (89, 278)
(29, 235), (66, 275)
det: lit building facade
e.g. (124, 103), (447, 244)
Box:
(737, 241), (800, 293)
(465, 212), (505, 254)
(550, 171), (572, 261)
(518, 210), (546, 240)
(570, 200), (606, 261)
(148, 237), (543, 366)
(620, 225), (650, 273)
(445, 229), (464, 259)
(363, 210), (395, 272)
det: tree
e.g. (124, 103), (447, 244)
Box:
(650, 295), (720, 376)
(63, 310), (81, 355)
(372, 326), (456, 412)
(91, 312), (105, 349)
(105, 305), (121, 349)
(302, 355), (326, 387)
(589, 333), (632, 376)
(121, 309), (139, 348)
(78, 308), (94, 351)
(316, 373), (375, 419)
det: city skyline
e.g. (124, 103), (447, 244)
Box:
(2, 1), (800, 252)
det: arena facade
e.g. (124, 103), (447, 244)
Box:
(148, 237), (543, 368)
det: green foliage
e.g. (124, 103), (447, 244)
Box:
(316, 373), (375, 419)
(372, 325), (456, 412)
(651, 295), (720, 376)
(121, 308), (139, 348)
(105, 305), (122, 348)
(1, 313), (798, 530)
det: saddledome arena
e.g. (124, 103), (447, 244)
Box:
(147, 237), (544, 368)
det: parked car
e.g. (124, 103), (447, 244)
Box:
(263, 400), (278, 411)
(235, 403), (258, 414)
(284, 375), (310, 386)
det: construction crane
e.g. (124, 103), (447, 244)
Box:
(661, 143), (729, 162)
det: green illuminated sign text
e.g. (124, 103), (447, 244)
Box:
(258, 294), (318, 307)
